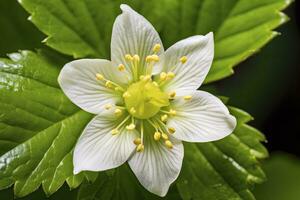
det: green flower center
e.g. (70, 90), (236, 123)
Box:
(124, 77), (170, 119)
(94, 45), (189, 151)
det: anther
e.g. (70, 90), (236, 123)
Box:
(115, 87), (123, 92)
(136, 144), (145, 152)
(180, 56), (188, 64)
(146, 55), (152, 63)
(162, 133), (169, 140)
(105, 81), (113, 88)
(169, 91), (176, 99)
(160, 72), (167, 81)
(104, 104), (112, 110)
(146, 55), (159, 63)
(133, 54), (140, 62)
(168, 127), (176, 134)
(142, 75), (151, 82)
(96, 73), (104, 80)
(184, 95), (192, 101)
(165, 140), (173, 149)
(161, 114), (168, 122)
(154, 131), (161, 141)
(169, 109), (177, 116)
(118, 64), (125, 71)
(151, 55), (159, 62)
(130, 107), (136, 114)
(111, 129), (119, 135)
(114, 108), (122, 117)
(126, 123), (136, 130)
(166, 72), (175, 80)
(133, 138), (141, 145)
(139, 75), (145, 80)
(152, 81), (159, 87)
(153, 44), (161, 53)
(125, 54), (133, 61)
(123, 92), (131, 98)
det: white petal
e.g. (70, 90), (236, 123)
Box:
(111, 4), (164, 76)
(58, 59), (126, 114)
(167, 90), (236, 142)
(158, 32), (214, 96)
(128, 128), (184, 197)
(73, 114), (138, 174)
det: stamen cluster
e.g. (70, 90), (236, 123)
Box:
(95, 43), (190, 152)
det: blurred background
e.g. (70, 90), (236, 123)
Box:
(0, 0), (299, 199)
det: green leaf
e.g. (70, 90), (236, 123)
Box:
(0, 50), (93, 197)
(19, 0), (291, 83)
(253, 152), (300, 200)
(77, 168), (138, 200)
(177, 107), (268, 200)
(0, 0), (43, 56)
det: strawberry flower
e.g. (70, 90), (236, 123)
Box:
(58, 4), (236, 196)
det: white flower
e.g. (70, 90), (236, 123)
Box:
(58, 4), (236, 197)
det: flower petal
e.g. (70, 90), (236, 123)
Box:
(158, 32), (214, 96)
(58, 59), (126, 114)
(167, 90), (236, 142)
(73, 113), (138, 174)
(111, 4), (164, 76)
(128, 126), (184, 197)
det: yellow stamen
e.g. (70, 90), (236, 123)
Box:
(133, 54), (140, 62)
(152, 81), (159, 87)
(96, 73), (104, 80)
(130, 107), (136, 114)
(125, 54), (133, 61)
(145, 55), (152, 63)
(105, 81), (113, 88)
(162, 133), (169, 140)
(114, 108), (122, 117)
(111, 129), (119, 135)
(180, 56), (188, 64)
(136, 144), (144, 152)
(165, 140), (173, 149)
(154, 131), (161, 141)
(151, 55), (159, 62)
(169, 91), (176, 99)
(184, 95), (192, 101)
(104, 104), (112, 110)
(133, 138), (141, 145)
(161, 114), (168, 122)
(166, 72), (175, 80)
(118, 64), (125, 71)
(168, 127), (176, 134)
(153, 44), (161, 53)
(169, 109), (177, 116)
(160, 72), (167, 81)
(123, 92), (131, 98)
(114, 87), (123, 92)
(142, 75), (151, 82)
(146, 55), (159, 63)
(126, 123), (136, 130)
